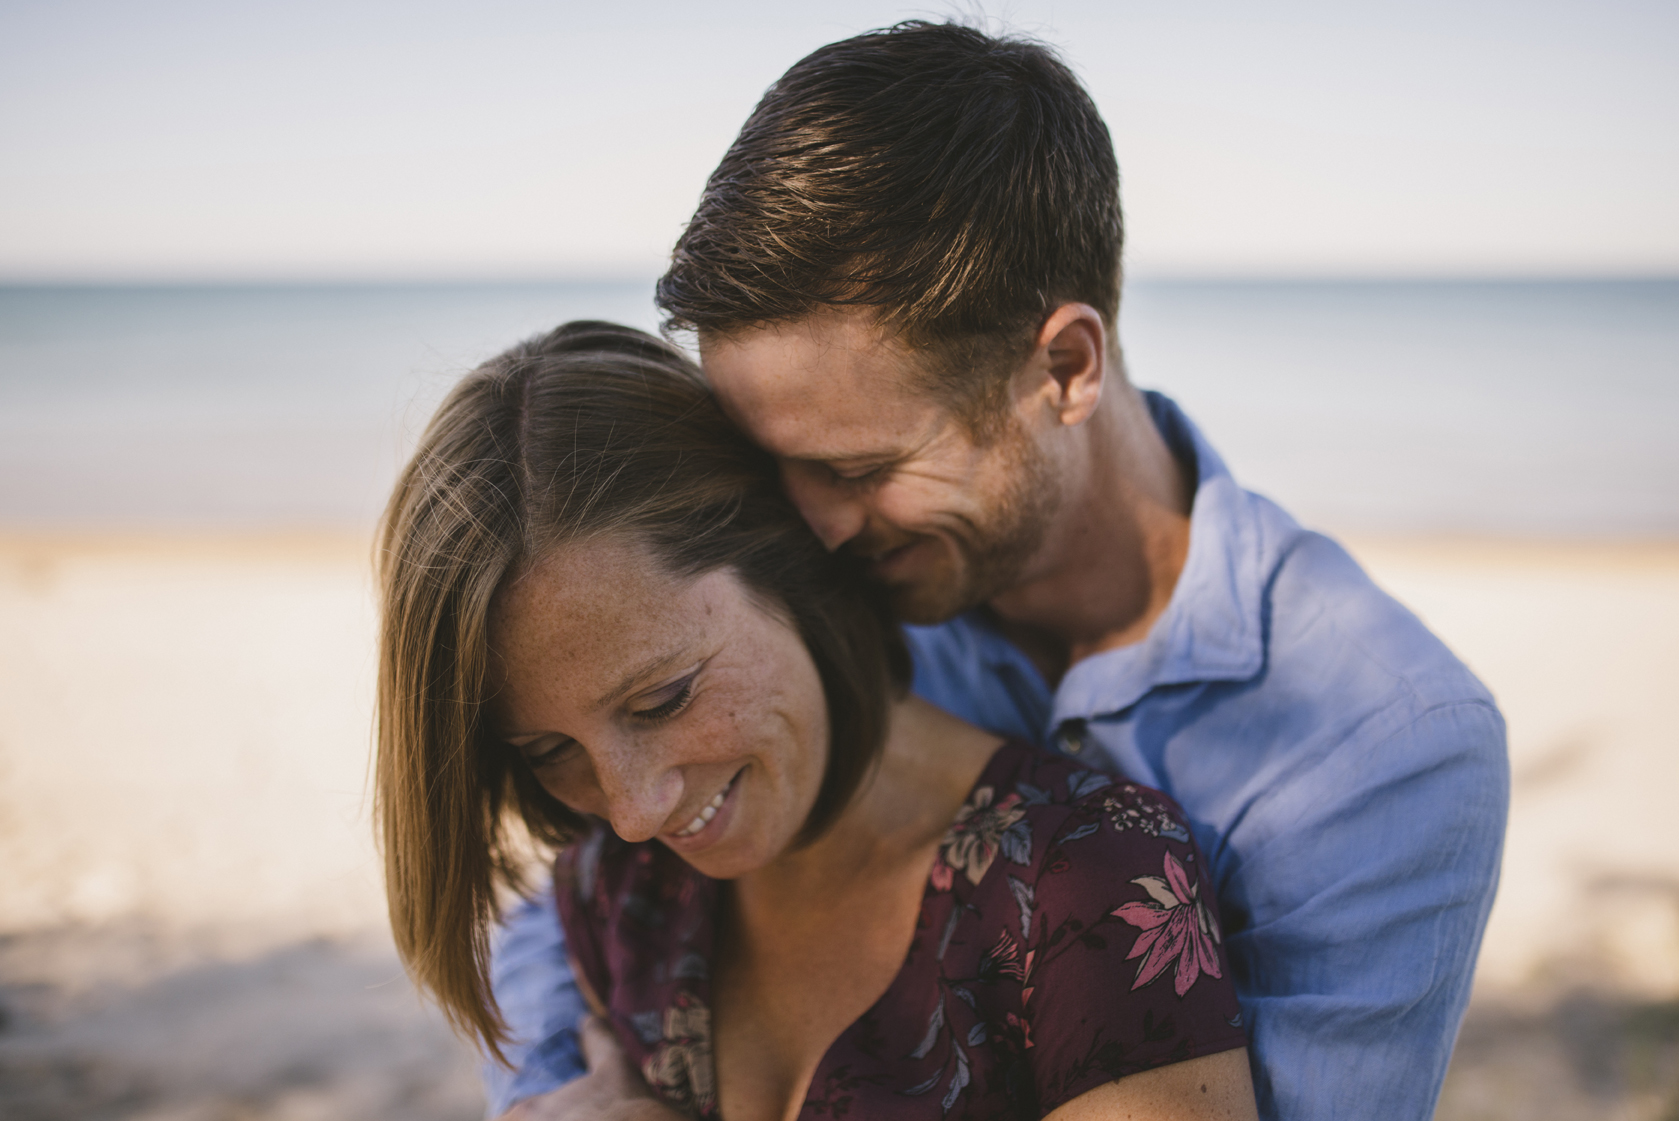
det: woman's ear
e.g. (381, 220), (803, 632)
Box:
(1024, 303), (1108, 427)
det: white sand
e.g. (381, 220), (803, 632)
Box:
(0, 535), (387, 940)
(0, 534), (487, 1119)
(1, 532), (1676, 1118)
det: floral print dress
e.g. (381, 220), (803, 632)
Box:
(555, 739), (1247, 1119)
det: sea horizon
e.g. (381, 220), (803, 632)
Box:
(3, 276), (1675, 537)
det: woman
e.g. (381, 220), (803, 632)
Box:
(376, 321), (1258, 1120)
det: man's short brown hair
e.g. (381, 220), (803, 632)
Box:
(656, 20), (1123, 418)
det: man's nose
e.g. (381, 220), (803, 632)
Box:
(781, 462), (868, 552)
(589, 737), (685, 844)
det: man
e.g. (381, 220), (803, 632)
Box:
(486, 22), (1507, 1121)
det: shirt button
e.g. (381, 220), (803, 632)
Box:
(1057, 720), (1087, 755)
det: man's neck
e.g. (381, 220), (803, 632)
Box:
(986, 383), (1194, 687)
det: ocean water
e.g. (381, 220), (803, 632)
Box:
(0, 279), (1674, 535)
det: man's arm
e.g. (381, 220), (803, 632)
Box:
(1224, 701), (1509, 1121)
(481, 889), (589, 1118)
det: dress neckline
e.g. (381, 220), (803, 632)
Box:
(634, 738), (1037, 1117)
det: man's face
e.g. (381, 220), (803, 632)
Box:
(701, 310), (1059, 625)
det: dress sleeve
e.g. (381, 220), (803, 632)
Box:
(1021, 782), (1248, 1116)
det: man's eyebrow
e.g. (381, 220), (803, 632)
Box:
(595, 650), (689, 710)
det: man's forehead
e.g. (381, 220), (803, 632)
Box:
(699, 313), (943, 458)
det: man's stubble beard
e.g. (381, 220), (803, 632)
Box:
(888, 423), (1062, 626)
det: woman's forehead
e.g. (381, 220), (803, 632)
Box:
(514, 535), (675, 611)
(490, 542), (740, 703)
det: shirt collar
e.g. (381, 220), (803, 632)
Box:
(976, 391), (1281, 725)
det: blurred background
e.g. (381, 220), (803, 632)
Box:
(1, 1), (1676, 1118)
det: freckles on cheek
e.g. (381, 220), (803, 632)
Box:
(699, 706), (749, 761)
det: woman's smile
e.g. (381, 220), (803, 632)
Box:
(663, 767), (745, 850)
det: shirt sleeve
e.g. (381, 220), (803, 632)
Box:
(480, 887), (588, 1119)
(1021, 787), (1249, 1116)
(1227, 701), (1509, 1121)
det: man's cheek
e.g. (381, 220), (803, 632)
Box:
(873, 482), (952, 533)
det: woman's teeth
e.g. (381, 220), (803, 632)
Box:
(674, 781), (731, 838)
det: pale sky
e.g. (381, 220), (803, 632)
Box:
(2, 0), (1675, 280)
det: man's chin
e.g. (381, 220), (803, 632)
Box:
(886, 578), (976, 627)
(864, 539), (997, 625)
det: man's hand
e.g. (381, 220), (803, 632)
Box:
(498, 1017), (685, 1121)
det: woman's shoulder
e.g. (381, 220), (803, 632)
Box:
(928, 737), (1193, 892)
(920, 739), (1246, 1114)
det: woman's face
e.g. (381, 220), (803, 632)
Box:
(489, 535), (830, 881)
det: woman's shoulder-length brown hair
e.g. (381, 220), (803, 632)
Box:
(374, 320), (908, 1060)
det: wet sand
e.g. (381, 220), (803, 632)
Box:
(1, 532), (1675, 1119)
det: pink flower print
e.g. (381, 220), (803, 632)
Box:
(1111, 851), (1223, 998)
(931, 786), (1027, 890)
(981, 928), (1026, 982)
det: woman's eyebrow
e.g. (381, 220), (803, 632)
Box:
(595, 650), (689, 711)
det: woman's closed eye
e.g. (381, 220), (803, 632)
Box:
(523, 737), (578, 769)
(632, 673), (698, 722)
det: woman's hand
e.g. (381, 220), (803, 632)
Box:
(497, 1017), (686, 1121)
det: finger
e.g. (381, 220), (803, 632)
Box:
(579, 1014), (624, 1074)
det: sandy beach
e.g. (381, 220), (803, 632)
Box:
(2, 531), (1676, 1120)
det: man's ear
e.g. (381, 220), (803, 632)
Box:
(1029, 303), (1108, 427)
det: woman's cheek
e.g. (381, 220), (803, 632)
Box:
(687, 695), (759, 763)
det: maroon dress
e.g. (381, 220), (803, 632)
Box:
(556, 739), (1247, 1119)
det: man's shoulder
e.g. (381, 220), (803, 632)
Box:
(1262, 521), (1495, 718)
(1165, 504), (1508, 810)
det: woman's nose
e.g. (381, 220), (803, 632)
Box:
(589, 737), (685, 844)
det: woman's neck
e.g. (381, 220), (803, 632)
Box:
(708, 697), (1003, 1121)
(733, 695), (1001, 907)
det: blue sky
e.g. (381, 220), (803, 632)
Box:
(2, 0), (1675, 280)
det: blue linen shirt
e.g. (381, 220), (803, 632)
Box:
(481, 392), (1509, 1121)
